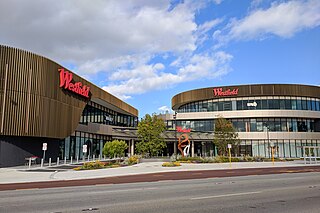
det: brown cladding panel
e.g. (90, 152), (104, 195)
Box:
(0, 45), (138, 139)
(172, 84), (320, 109)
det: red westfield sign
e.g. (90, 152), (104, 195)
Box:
(213, 87), (238, 97)
(58, 68), (90, 98)
(177, 126), (191, 133)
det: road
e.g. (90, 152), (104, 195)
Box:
(0, 172), (319, 213)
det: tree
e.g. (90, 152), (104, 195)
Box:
(102, 140), (128, 158)
(214, 116), (240, 156)
(136, 114), (166, 157)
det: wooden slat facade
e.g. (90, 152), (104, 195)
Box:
(172, 84), (320, 110)
(0, 45), (138, 139)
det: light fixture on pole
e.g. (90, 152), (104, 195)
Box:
(173, 111), (177, 157)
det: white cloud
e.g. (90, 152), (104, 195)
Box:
(0, 0), (197, 74)
(216, 0), (320, 43)
(158, 106), (172, 113)
(103, 51), (233, 99)
(0, 0), (232, 100)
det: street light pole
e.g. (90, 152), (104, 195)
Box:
(173, 112), (177, 157)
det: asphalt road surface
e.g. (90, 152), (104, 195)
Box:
(0, 172), (319, 213)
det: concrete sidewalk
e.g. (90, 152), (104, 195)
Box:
(0, 161), (319, 184)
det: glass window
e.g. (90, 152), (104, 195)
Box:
(236, 100), (243, 110)
(307, 99), (312, 111)
(280, 99), (286, 109)
(273, 99), (280, 109)
(237, 119), (246, 132)
(261, 100), (268, 109)
(250, 119), (257, 132)
(212, 102), (218, 111)
(218, 102), (223, 111)
(242, 100), (248, 110)
(224, 101), (232, 111)
(255, 100), (261, 110)
(207, 100), (213, 111)
(297, 98), (302, 110)
(281, 119), (287, 131)
(256, 119), (263, 132)
(312, 100), (316, 111)
(285, 99), (291, 110)
(297, 119), (307, 132)
(274, 118), (281, 131)
(301, 99), (307, 110)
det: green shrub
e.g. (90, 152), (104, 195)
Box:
(162, 162), (181, 167)
(103, 140), (128, 158)
(127, 155), (141, 165)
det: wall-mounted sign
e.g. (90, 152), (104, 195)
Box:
(58, 68), (90, 98)
(213, 87), (239, 97)
(247, 102), (257, 107)
(176, 126), (191, 133)
(104, 115), (113, 122)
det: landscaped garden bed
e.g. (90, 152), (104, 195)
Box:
(73, 155), (140, 171)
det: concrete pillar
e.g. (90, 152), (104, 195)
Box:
(131, 139), (134, 155)
(174, 141), (177, 156)
(191, 141), (194, 157)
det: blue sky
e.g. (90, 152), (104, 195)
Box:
(1, 0), (319, 118)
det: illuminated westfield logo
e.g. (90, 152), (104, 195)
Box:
(213, 87), (239, 97)
(58, 68), (90, 98)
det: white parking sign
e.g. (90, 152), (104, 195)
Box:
(42, 143), (47, 151)
(83, 145), (87, 153)
(227, 144), (232, 149)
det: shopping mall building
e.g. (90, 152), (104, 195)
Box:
(1, 45), (320, 167)
(164, 84), (320, 158)
(0, 45), (138, 167)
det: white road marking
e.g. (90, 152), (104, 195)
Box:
(190, 191), (262, 200)
(88, 187), (158, 194)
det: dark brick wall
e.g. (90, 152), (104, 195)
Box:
(0, 136), (60, 167)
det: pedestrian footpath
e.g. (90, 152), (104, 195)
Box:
(0, 160), (319, 184)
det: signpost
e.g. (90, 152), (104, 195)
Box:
(83, 145), (87, 161)
(228, 144), (232, 168)
(270, 142), (275, 166)
(42, 142), (47, 160)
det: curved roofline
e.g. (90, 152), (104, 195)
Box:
(172, 83), (320, 110)
(1, 45), (138, 116)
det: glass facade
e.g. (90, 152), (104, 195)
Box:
(59, 101), (138, 160)
(238, 139), (320, 158)
(166, 118), (319, 132)
(177, 96), (320, 113)
(59, 131), (112, 160)
(80, 101), (138, 127)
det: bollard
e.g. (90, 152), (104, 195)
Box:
(93, 155), (95, 161)
(77, 156), (79, 163)
(41, 159), (44, 167)
(28, 158), (32, 169)
(49, 158), (51, 167)
(70, 156), (73, 164)
(64, 156), (66, 164)
(57, 157), (59, 166)
(104, 155), (106, 160)
(98, 155), (101, 160)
